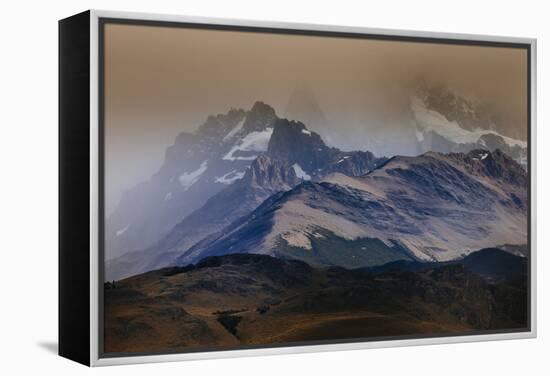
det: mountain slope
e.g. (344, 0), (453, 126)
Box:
(106, 102), (387, 261)
(180, 149), (527, 267)
(106, 156), (300, 280)
(106, 102), (278, 259)
(107, 113), (387, 279)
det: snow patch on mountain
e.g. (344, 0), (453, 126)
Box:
(222, 117), (246, 141)
(472, 151), (489, 161)
(223, 128), (274, 161)
(215, 170), (245, 185)
(411, 96), (527, 148)
(178, 160), (208, 190)
(301, 129), (312, 136)
(116, 224), (130, 237)
(292, 163), (311, 180)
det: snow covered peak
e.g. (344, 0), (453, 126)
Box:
(222, 116), (246, 142)
(222, 128), (273, 161)
(411, 95), (526, 148)
(242, 101), (278, 134)
(411, 92), (527, 168)
(196, 108), (247, 141)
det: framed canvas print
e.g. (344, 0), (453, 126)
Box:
(59, 10), (537, 366)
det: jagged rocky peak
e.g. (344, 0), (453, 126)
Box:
(173, 131), (198, 146)
(242, 101), (278, 133)
(165, 102), (278, 166)
(324, 151), (385, 177)
(268, 118), (330, 167)
(185, 143), (528, 268)
(463, 149), (527, 186)
(410, 149), (527, 188)
(174, 101), (277, 146)
(196, 108), (247, 139)
(243, 155), (299, 189)
(266, 118), (386, 179)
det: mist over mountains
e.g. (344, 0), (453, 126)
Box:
(106, 102), (277, 260)
(105, 91), (528, 281)
(102, 25), (530, 351)
(412, 84), (527, 166)
(106, 104), (387, 280)
(285, 85), (527, 164)
(104, 92), (529, 355)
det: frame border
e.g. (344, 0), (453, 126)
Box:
(89, 9), (537, 367)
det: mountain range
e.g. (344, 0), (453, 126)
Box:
(106, 98), (528, 282)
(105, 156), (300, 280)
(106, 102), (277, 260)
(177, 149), (527, 269)
(284, 85), (528, 167)
(105, 104), (386, 280)
(103, 95), (529, 353)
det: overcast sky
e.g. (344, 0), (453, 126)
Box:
(104, 22), (528, 212)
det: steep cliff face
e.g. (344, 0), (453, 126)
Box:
(242, 155), (300, 190)
(267, 118), (386, 180)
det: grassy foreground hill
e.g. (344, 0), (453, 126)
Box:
(104, 250), (527, 354)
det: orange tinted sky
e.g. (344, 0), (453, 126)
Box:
(103, 22), (528, 212)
